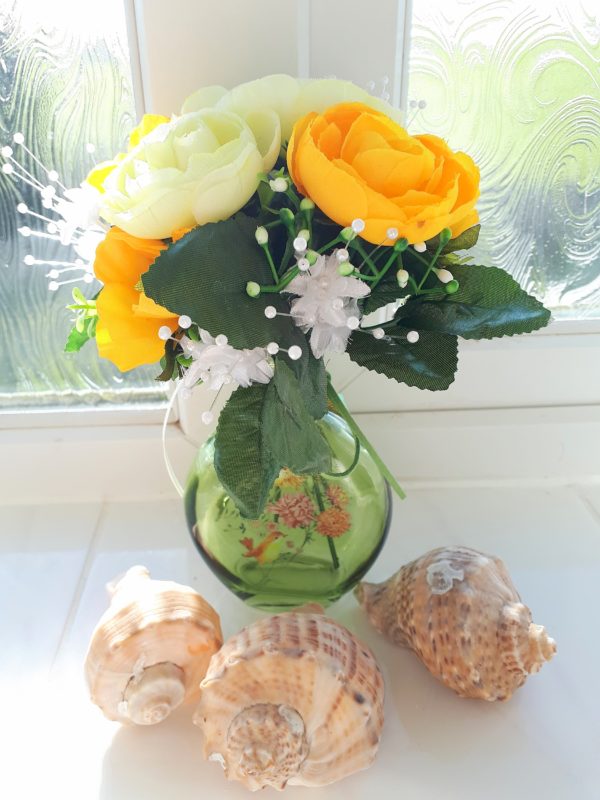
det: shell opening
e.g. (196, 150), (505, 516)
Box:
(225, 703), (309, 790)
(123, 662), (186, 725)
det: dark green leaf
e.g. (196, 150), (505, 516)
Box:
(427, 224), (481, 254)
(155, 340), (177, 381)
(263, 361), (331, 474)
(142, 214), (304, 352)
(398, 264), (551, 339)
(347, 328), (458, 391)
(364, 283), (411, 315)
(214, 384), (280, 518)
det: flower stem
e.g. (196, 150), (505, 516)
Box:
(352, 241), (379, 276)
(327, 380), (406, 501)
(313, 476), (340, 570)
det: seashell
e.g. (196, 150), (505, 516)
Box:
(85, 565), (222, 724)
(356, 546), (556, 701)
(194, 610), (384, 790)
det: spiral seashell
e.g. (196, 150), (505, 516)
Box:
(356, 546), (556, 701)
(194, 610), (384, 790)
(85, 566), (222, 724)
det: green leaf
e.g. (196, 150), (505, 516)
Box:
(142, 214), (304, 352)
(347, 328), (458, 391)
(263, 361), (331, 474)
(155, 339), (177, 381)
(428, 224), (481, 254)
(398, 264), (551, 339)
(214, 383), (280, 519)
(214, 362), (331, 517)
(64, 325), (94, 353)
(291, 350), (327, 419)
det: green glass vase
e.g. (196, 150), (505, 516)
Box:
(184, 412), (391, 610)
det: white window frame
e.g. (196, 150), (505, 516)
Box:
(1, 0), (598, 488)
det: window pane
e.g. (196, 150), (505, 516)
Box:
(0, 0), (167, 409)
(407, 0), (600, 319)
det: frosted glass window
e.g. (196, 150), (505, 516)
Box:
(407, 0), (600, 319)
(0, 0), (167, 409)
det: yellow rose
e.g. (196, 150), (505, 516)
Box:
(182, 74), (401, 141)
(287, 102), (480, 245)
(98, 109), (280, 238)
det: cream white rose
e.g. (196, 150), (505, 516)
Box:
(99, 108), (280, 239)
(182, 74), (402, 141)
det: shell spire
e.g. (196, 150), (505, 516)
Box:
(194, 610), (384, 790)
(356, 546), (556, 701)
(85, 566), (222, 724)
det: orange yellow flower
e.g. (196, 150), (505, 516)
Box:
(315, 507), (351, 538)
(94, 227), (178, 371)
(287, 102), (480, 245)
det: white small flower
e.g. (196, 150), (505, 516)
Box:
(283, 251), (370, 358)
(181, 330), (273, 392)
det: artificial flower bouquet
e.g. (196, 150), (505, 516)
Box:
(20, 74), (552, 517)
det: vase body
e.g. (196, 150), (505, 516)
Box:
(184, 412), (391, 609)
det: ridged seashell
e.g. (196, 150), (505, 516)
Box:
(356, 546), (556, 701)
(85, 566), (222, 724)
(194, 610), (384, 790)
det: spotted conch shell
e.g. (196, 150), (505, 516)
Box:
(356, 546), (556, 701)
(85, 566), (222, 724)
(194, 609), (384, 790)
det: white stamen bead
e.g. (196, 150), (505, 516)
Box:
(255, 226), (268, 245)
(48, 269), (59, 279)
(48, 281), (59, 291)
(397, 268), (409, 287)
(351, 218), (365, 233)
(23, 255), (35, 265)
(83, 273), (94, 283)
(346, 316), (360, 330)
(13, 133), (25, 144)
(17, 203), (27, 213)
(336, 248), (349, 262)
(178, 315), (192, 329)
(407, 330), (420, 344)
(372, 327), (385, 339)
(41, 185), (56, 199)
(1, 145), (13, 158)
(267, 342), (279, 355)
(386, 227), (399, 240)
(287, 345), (302, 361)
(264, 305), (277, 319)
(269, 177), (288, 192)
(413, 242), (427, 253)
(215, 334), (228, 346)
(85, 143), (96, 153)
(293, 236), (307, 253)
(434, 268), (454, 284)
(18, 226), (31, 237)
(201, 411), (214, 425)
(47, 170), (59, 182)
(47, 222), (58, 234)
(2, 163), (14, 174)
(158, 326), (172, 340)
(297, 257), (310, 271)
